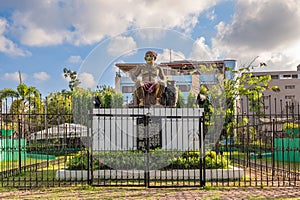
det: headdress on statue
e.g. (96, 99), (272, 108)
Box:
(145, 51), (157, 60)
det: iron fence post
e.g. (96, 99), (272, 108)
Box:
(272, 119), (275, 178)
(199, 112), (205, 187)
(18, 118), (22, 173)
(87, 110), (93, 185)
(144, 113), (150, 188)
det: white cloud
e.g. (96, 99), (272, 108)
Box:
(157, 49), (186, 63)
(206, 9), (216, 21)
(33, 72), (50, 81)
(135, 28), (169, 42)
(20, 27), (64, 47)
(67, 55), (83, 63)
(2, 72), (27, 82)
(0, 18), (31, 56)
(107, 36), (137, 57)
(189, 37), (216, 60)
(213, 0), (300, 70)
(79, 72), (96, 89)
(4, 0), (220, 46)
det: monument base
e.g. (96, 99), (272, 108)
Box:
(56, 167), (244, 181)
(92, 108), (204, 151)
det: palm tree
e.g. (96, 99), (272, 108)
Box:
(0, 71), (42, 137)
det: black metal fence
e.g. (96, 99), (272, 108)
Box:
(89, 108), (205, 187)
(0, 97), (299, 188)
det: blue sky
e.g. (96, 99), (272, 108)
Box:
(0, 0), (300, 97)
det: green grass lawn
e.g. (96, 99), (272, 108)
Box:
(0, 158), (45, 172)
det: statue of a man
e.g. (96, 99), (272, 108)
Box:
(130, 51), (166, 107)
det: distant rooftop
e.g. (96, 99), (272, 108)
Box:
(115, 60), (234, 73)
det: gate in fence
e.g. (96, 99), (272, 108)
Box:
(89, 108), (205, 187)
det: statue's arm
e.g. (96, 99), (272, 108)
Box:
(131, 66), (141, 81)
(158, 67), (166, 81)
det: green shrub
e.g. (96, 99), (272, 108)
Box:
(66, 149), (231, 170)
(205, 151), (217, 160)
(205, 151), (230, 169)
(283, 122), (299, 130)
(169, 150), (230, 170)
(67, 150), (89, 170)
(66, 150), (107, 170)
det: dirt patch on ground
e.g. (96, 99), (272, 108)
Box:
(0, 186), (300, 199)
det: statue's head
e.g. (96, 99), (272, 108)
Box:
(144, 51), (157, 64)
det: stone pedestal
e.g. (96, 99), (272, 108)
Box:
(92, 108), (204, 151)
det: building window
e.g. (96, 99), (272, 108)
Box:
(163, 69), (178, 76)
(281, 74), (298, 79)
(292, 74), (298, 79)
(282, 74), (292, 79)
(271, 75), (279, 79)
(177, 85), (191, 92)
(285, 85), (295, 89)
(285, 95), (295, 100)
(122, 86), (134, 93)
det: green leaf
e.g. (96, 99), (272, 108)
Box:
(270, 86), (280, 92)
(0, 88), (19, 99)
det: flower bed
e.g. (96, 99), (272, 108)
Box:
(56, 149), (244, 181)
(66, 149), (231, 170)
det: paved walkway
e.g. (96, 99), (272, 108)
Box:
(0, 187), (300, 199)
(158, 187), (300, 200)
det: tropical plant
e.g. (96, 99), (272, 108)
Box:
(204, 150), (230, 169)
(283, 122), (299, 136)
(45, 92), (73, 125)
(0, 72), (42, 137)
(176, 89), (185, 108)
(283, 122), (299, 131)
(112, 91), (124, 108)
(67, 150), (106, 170)
(94, 85), (123, 108)
(221, 59), (279, 137)
(63, 68), (80, 92)
(0, 83), (42, 114)
(72, 87), (93, 125)
(187, 91), (196, 108)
